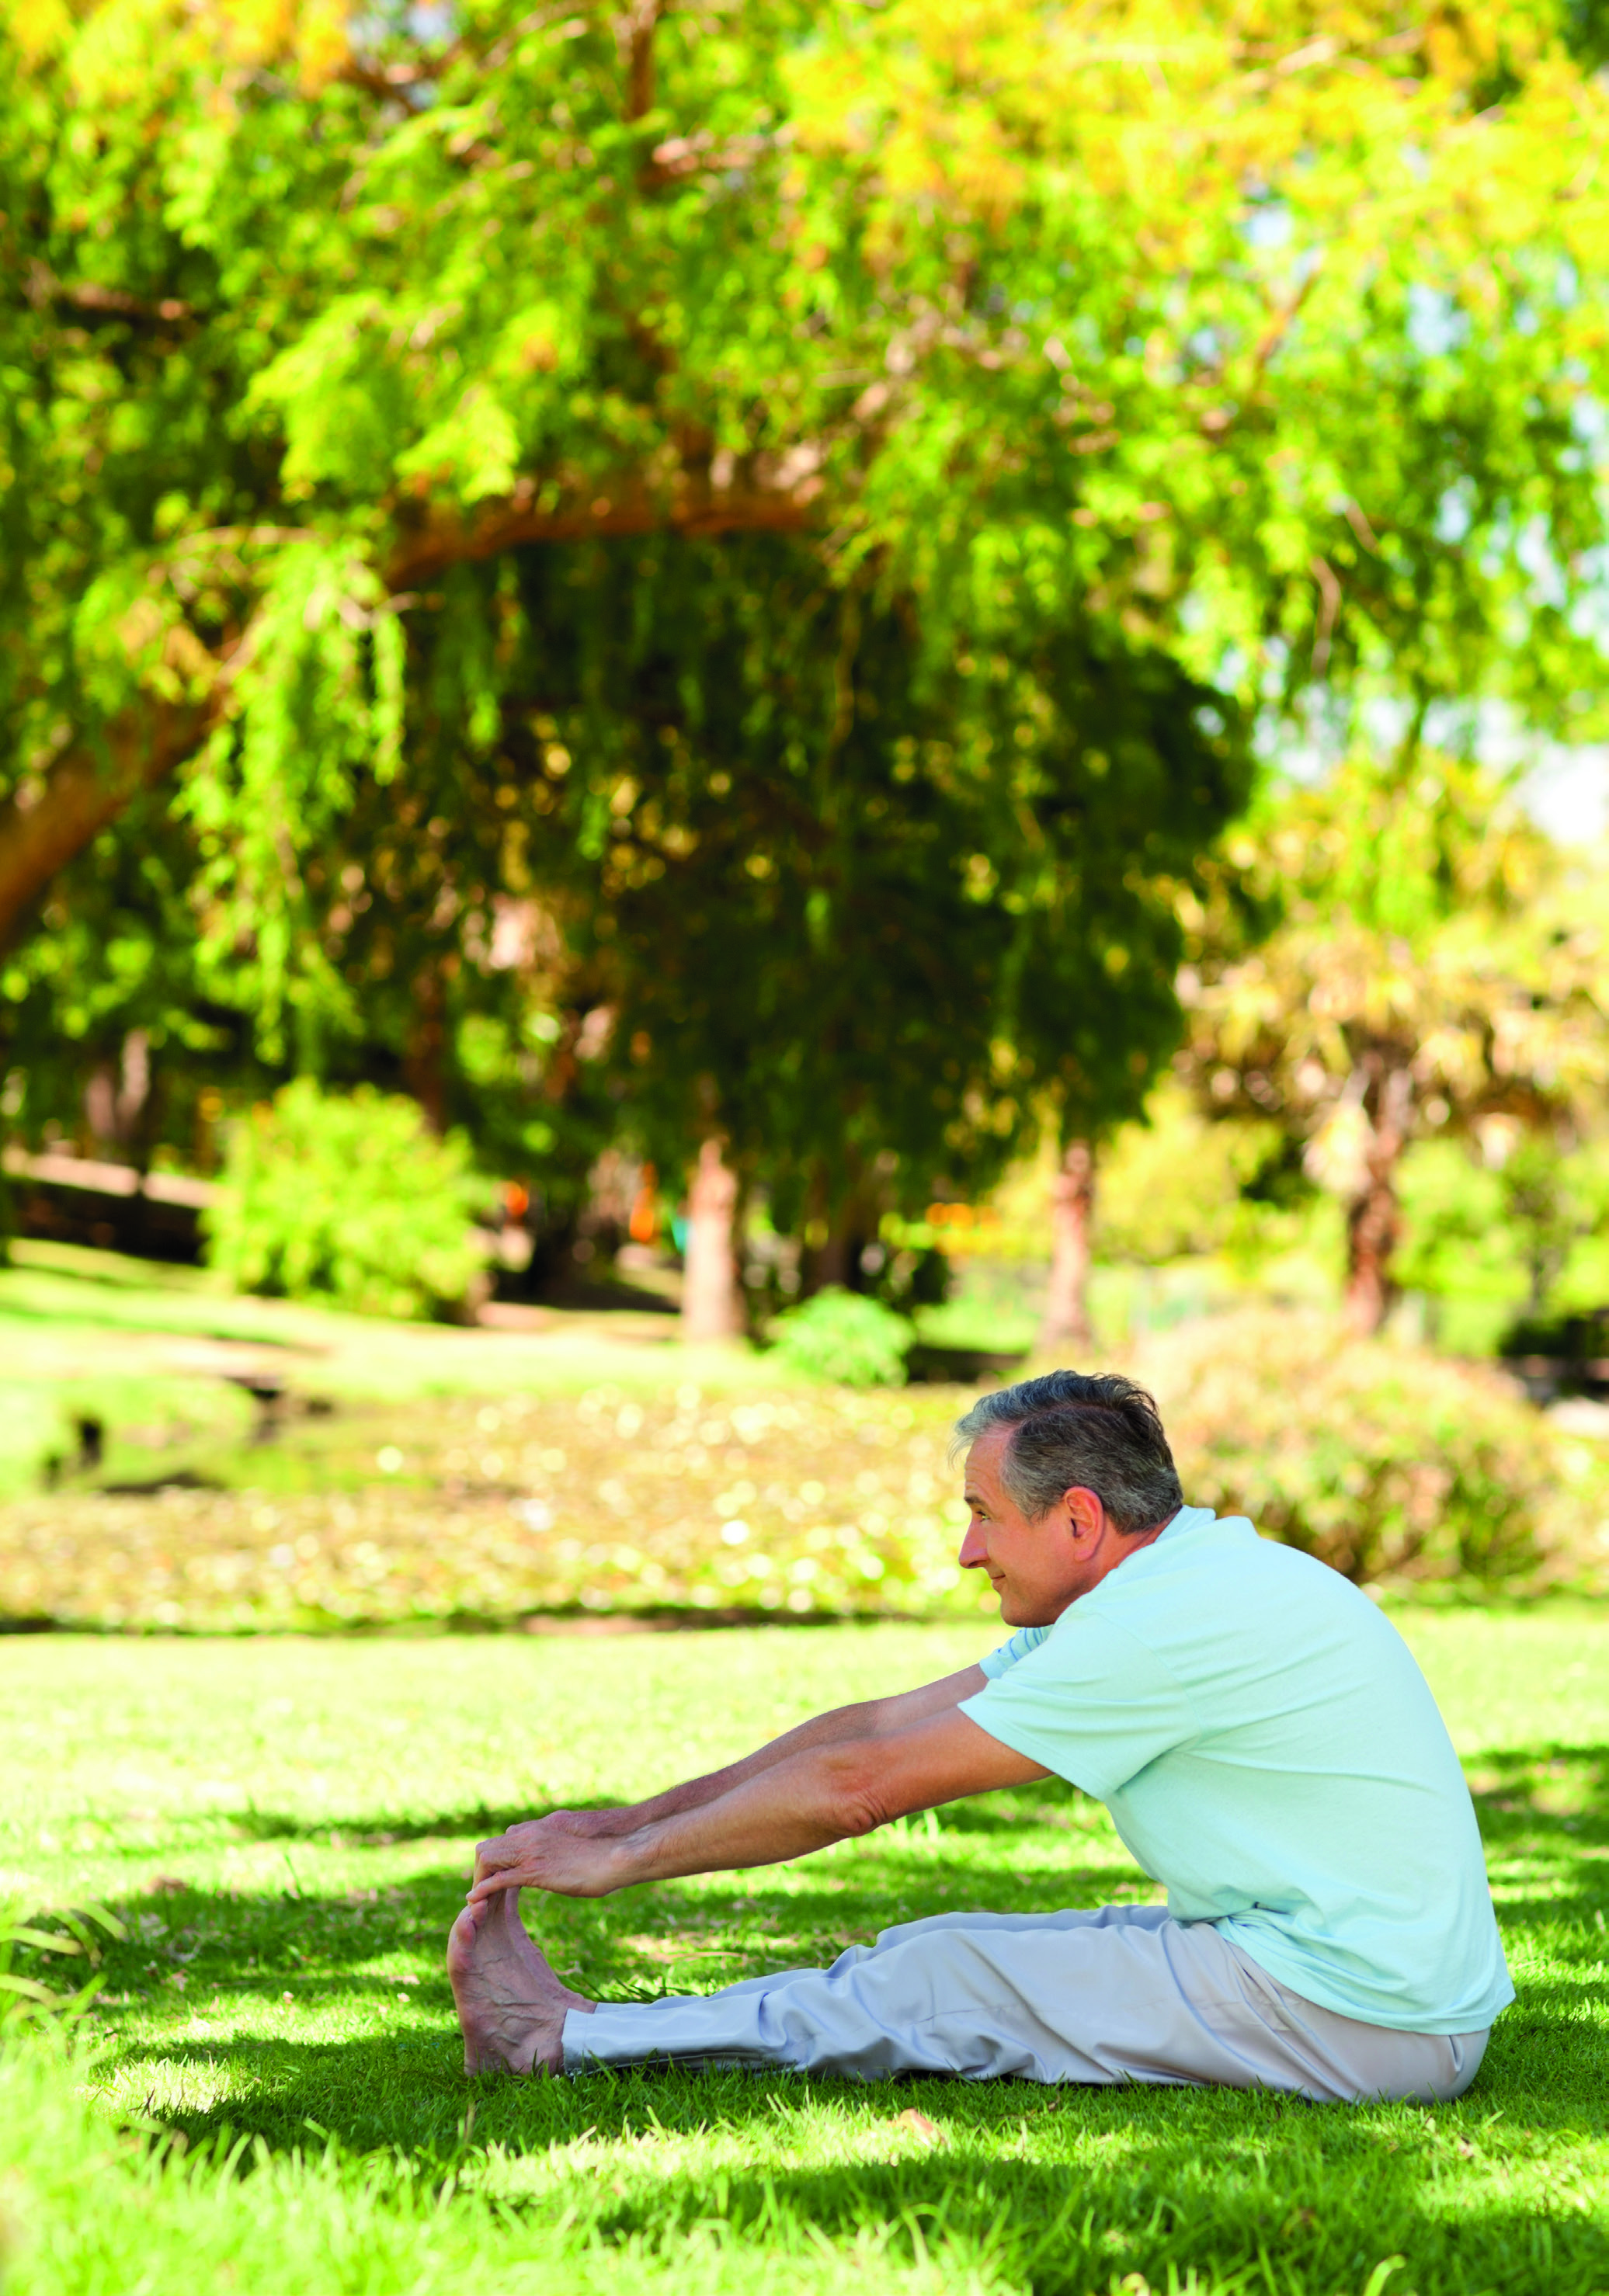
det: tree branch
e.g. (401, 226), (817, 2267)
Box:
(384, 466), (820, 589)
(0, 698), (216, 953)
(0, 461), (828, 948)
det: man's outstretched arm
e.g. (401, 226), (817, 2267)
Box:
(537, 1663), (991, 1839)
(468, 1707), (1047, 1902)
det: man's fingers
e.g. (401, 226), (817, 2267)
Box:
(466, 1870), (520, 1905)
(472, 1835), (522, 1880)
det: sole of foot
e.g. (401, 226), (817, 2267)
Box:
(447, 1887), (587, 2077)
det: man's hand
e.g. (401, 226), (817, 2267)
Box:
(471, 1815), (625, 1900)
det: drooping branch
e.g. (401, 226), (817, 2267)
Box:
(0, 464), (828, 950)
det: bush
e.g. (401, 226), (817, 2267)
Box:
(770, 1287), (912, 1388)
(205, 1081), (492, 1321)
(1134, 1308), (1600, 1588)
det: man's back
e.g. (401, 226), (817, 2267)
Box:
(960, 1506), (1513, 2033)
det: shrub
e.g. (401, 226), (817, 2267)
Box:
(205, 1081), (492, 1321)
(770, 1287), (912, 1388)
(1134, 1308), (1600, 1588)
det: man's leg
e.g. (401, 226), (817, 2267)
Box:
(565, 1902), (1487, 2100)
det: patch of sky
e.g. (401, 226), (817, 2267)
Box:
(1571, 394), (1606, 446)
(1256, 636), (1291, 707)
(1516, 518), (1569, 611)
(1479, 700), (1608, 846)
(1435, 484), (1474, 547)
(1567, 551), (1609, 643)
(1010, 301), (1041, 324)
(408, 2), (455, 37)
(1420, 699), (1482, 756)
(1242, 203), (1292, 250)
(1262, 689), (1609, 847)
(1522, 748), (1609, 843)
(1407, 283), (1468, 359)
(1185, 328), (1221, 366)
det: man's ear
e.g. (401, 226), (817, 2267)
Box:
(1064, 1486), (1105, 1546)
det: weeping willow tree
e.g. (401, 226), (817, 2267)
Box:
(4, 0), (1609, 1315)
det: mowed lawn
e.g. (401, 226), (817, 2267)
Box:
(2, 1610), (1606, 2296)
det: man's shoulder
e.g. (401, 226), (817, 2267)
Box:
(1083, 1507), (1388, 1648)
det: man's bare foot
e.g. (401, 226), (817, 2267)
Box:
(446, 1887), (593, 2076)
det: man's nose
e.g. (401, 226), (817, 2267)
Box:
(958, 1520), (988, 1570)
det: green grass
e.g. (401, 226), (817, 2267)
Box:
(2, 1612), (1607, 2295)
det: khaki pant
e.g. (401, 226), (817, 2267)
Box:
(564, 1902), (1490, 2103)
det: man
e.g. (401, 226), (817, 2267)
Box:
(448, 1370), (1511, 2100)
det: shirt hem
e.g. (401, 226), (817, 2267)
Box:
(1220, 1923), (1517, 2037)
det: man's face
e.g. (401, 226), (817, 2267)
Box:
(958, 1423), (1102, 1627)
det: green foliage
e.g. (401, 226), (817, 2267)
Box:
(204, 1081), (491, 1320)
(10, 0), (1609, 1245)
(1395, 1139), (1517, 1306)
(1141, 1309), (1595, 1587)
(1094, 1082), (1294, 1265)
(1395, 1134), (1609, 1334)
(768, 1289), (912, 1389)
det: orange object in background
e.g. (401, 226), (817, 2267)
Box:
(628, 1163), (659, 1244)
(504, 1179), (530, 1221)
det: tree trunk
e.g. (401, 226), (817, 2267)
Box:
(808, 1227), (861, 1292)
(1343, 1067), (1413, 1336)
(682, 1136), (742, 1344)
(404, 964), (448, 1133)
(1037, 1138), (1096, 1356)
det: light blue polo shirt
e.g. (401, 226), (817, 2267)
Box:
(959, 1506), (1513, 2034)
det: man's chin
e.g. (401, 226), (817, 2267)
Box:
(996, 1589), (1061, 1630)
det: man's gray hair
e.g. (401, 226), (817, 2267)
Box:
(950, 1370), (1183, 1534)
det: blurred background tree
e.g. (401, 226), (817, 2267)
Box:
(1176, 754), (1609, 1332)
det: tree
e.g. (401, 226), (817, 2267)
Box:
(6, 0), (1609, 1282)
(495, 534), (1239, 1258)
(1176, 754), (1609, 1331)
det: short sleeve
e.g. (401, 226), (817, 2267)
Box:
(978, 1625), (1053, 1679)
(960, 1612), (1198, 1800)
